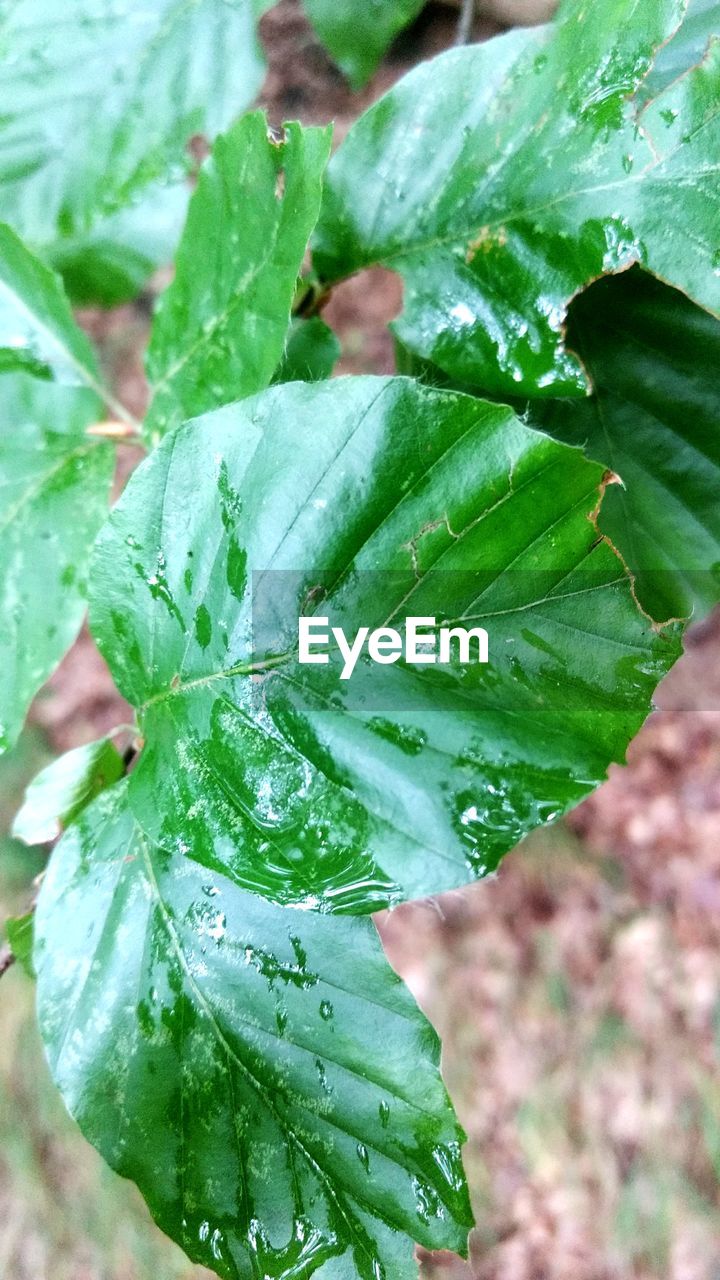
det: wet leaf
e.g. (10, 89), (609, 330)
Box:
(534, 269), (720, 622)
(640, 0), (719, 99)
(303, 0), (426, 88)
(0, 224), (102, 387)
(0, 374), (114, 755)
(13, 736), (124, 844)
(0, 0), (272, 296)
(35, 780), (472, 1279)
(272, 317), (341, 384)
(145, 114), (332, 443)
(314, 0), (720, 397)
(90, 378), (681, 913)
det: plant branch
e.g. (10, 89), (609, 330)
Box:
(455, 0), (475, 44)
(0, 943), (16, 979)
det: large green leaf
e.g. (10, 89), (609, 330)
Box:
(145, 114), (332, 443)
(35, 780), (472, 1280)
(0, 0), (271, 256)
(0, 374), (113, 754)
(12, 735), (124, 844)
(303, 0), (426, 88)
(313, 0), (720, 398)
(0, 224), (101, 388)
(90, 378), (681, 914)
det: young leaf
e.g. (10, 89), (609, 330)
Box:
(0, 375), (114, 755)
(0, 224), (102, 388)
(12, 736), (124, 845)
(313, 0), (720, 398)
(89, 378), (681, 914)
(35, 780), (473, 1280)
(303, 0), (426, 88)
(272, 317), (341, 384)
(5, 912), (34, 977)
(145, 114), (332, 443)
(0, 0), (272, 259)
(534, 269), (720, 622)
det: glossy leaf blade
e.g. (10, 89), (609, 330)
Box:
(313, 0), (720, 398)
(0, 375), (113, 755)
(0, 224), (101, 387)
(0, 0), (271, 254)
(145, 115), (332, 442)
(533, 269), (720, 621)
(35, 781), (472, 1280)
(640, 0), (719, 99)
(303, 0), (426, 87)
(90, 378), (681, 914)
(12, 736), (124, 844)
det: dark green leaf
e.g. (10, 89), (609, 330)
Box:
(0, 224), (102, 387)
(0, 374), (114, 755)
(314, 1), (720, 397)
(35, 780), (472, 1280)
(46, 182), (190, 308)
(532, 269), (720, 621)
(12, 736), (124, 844)
(272, 317), (341, 384)
(90, 378), (681, 914)
(303, 0), (426, 88)
(5, 911), (34, 977)
(640, 0), (719, 99)
(145, 115), (332, 443)
(0, 0), (272, 258)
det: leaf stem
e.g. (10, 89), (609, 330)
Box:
(0, 943), (15, 979)
(455, 0), (475, 45)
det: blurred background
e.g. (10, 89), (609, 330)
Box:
(2, 3), (720, 1278)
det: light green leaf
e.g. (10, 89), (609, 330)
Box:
(272, 317), (341, 384)
(89, 378), (681, 914)
(0, 223), (101, 387)
(314, 0), (720, 398)
(12, 736), (124, 844)
(303, 0), (426, 88)
(145, 114), (333, 444)
(35, 780), (472, 1280)
(532, 268), (720, 622)
(5, 911), (34, 977)
(641, 0), (719, 99)
(46, 182), (190, 308)
(0, 374), (114, 755)
(0, 0), (272, 256)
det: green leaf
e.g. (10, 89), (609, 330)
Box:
(46, 182), (190, 308)
(531, 269), (720, 622)
(640, 0), (719, 99)
(5, 911), (34, 977)
(272, 317), (341, 384)
(314, 0), (720, 398)
(12, 736), (124, 844)
(0, 374), (114, 755)
(0, 224), (102, 387)
(0, 0), (272, 253)
(35, 780), (472, 1279)
(145, 114), (333, 444)
(303, 0), (426, 88)
(89, 377), (681, 914)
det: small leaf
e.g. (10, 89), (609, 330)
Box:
(314, 0), (720, 397)
(90, 378), (681, 913)
(35, 781), (472, 1280)
(145, 114), (332, 443)
(12, 736), (125, 845)
(5, 911), (34, 977)
(304, 0), (426, 88)
(0, 0), (273, 258)
(0, 374), (114, 755)
(272, 317), (341, 384)
(0, 224), (102, 388)
(534, 268), (720, 622)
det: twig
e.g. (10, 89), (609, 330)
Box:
(455, 0), (475, 44)
(0, 944), (16, 979)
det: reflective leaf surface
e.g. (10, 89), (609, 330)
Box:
(90, 378), (681, 913)
(12, 735), (124, 844)
(35, 780), (472, 1279)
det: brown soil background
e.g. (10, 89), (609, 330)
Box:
(2, 5), (720, 1279)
